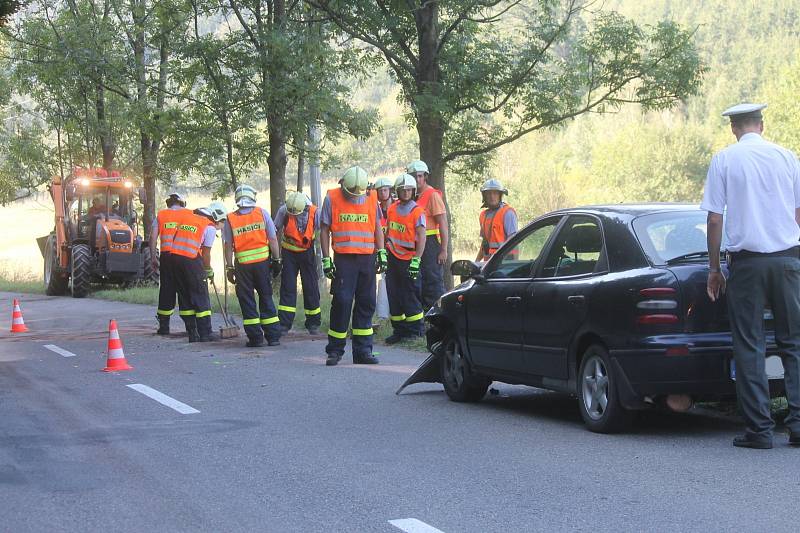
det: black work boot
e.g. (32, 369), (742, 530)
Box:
(326, 352), (342, 366)
(789, 431), (800, 446)
(156, 316), (170, 335)
(385, 332), (406, 345)
(353, 353), (379, 365)
(246, 337), (265, 348)
(187, 328), (201, 343)
(199, 331), (220, 342)
(267, 338), (281, 346)
(732, 434), (773, 449)
(307, 326), (320, 335)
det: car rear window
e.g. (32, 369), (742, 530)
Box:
(632, 210), (726, 265)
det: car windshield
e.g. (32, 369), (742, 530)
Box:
(632, 210), (727, 265)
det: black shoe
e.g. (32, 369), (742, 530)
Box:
(156, 325), (170, 335)
(307, 326), (320, 335)
(326, 353), (342, 366)
(267, 339), (280, 346)
(385, 333), (407, 345)
(280, 324), (291, 335)
(733, 435), (773, 449)
(198, 332), (220, 342)
(789, 432), (800, 446)
(246, 338), (265, 348)
(188, 329), (201, 343)
(353, 354), (379, 364)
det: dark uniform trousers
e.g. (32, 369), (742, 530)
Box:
(727, 253), (800, 440)
(156, 252), (190, 327)
(236, 259), (281, 343)
(172, 254), (212, 337)
(386, 252), (424, 337)
(326, 253), (376, 358)
(420, 234), (445, 309)
(278, 248), (322, 331)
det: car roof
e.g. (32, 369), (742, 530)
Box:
(548, 203), (702, 219)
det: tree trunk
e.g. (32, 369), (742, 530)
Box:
(95, 83), (115, 170)
(267, 120), (287, 215)
(222, 109), (238, 191)
(141, 134), (156, 240)
(296, 133), (305, 192)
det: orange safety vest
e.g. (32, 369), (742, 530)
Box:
(386, 202), (424, 261)
(328, 188), (377, 255)
(170, 210), (205, 259)
(416, 186), (443, 237)
(228, 209), (270, 264)
(156, 207), (189, 253)
(282, 205), (317, 252)
(480, 203), (515, 259)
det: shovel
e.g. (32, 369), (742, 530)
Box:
(211, 276), (239, 338)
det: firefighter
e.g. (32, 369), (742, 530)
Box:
(406, 160), (449, 309)
(320, 165), (386, 366)
(273, 191), (322, 335)
(171, 204), (225, 342)
(374, 176), (395, 322)
(150, 192), (190, 335)
(385, 174), (427, 344)
(476, 179), (518, 262)
(223, 185), (283, 348)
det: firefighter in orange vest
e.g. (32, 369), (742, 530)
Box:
(407, 160), (449, 309)
(374, 176), (394, 322)
(385, 174), (427, 344)
(223, 185), (282, 348)
(320, 166), (386, 366)
(171, 204), (225, 342)
(150, 192), (190, 335)
(476, 179), (518, 262)
(273, 191), (321, 335)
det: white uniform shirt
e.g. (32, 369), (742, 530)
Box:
(701, 132), (800, 253)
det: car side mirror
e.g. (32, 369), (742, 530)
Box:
(138, 187), (147, 204)
(451, 259), (482, 279)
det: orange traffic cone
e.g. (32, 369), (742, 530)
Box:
(103, 319), (132, 372)
(10, 298), (28, 333)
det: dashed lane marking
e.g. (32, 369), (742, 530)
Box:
(43, 344), (77, 358)
(389, 518), (445, 533)
(127, 384), (200, 414)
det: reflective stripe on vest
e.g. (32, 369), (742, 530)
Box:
(328, 188), (377, 255)
(386, 202), (424, 261)
(229, 209), (270, 264)
(157, 208), (189, 253)
(416, 186), (443, 235)
(480, 204), (514, 259)
(169, 211), (204, 258)
(281, 204), (317, 252)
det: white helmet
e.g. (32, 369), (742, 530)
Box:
(480, 178), (508, 195)
(394, 173), (417, 191)
(207, 201), (228, 222)
(165, 192), (186, 207)
(341, 166), (369, 197)
(235, 184), (257, 207)
(285, 191), (307, 216)
(406, 160), (429, 174)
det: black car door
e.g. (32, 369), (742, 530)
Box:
(467, 216), (563, 373)
(522, 215), (607, 379)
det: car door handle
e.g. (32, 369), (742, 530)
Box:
(568, 295), (585, 306)
(506, 296), (522, 307)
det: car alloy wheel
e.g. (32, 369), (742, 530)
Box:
(577, 344), (634, 433)
(581, 355), (609, 420)
(440, 333), (490, 403)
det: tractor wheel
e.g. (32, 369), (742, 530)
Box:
(141, 246), (159, 285)
(70, 244), (92, 298)
(43, 234), (68, 296)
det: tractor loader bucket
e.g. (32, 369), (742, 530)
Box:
(395, 340), (443, 395)
(36, 235), (49, 257)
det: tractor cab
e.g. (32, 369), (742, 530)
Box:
(67, 178), (140, 250)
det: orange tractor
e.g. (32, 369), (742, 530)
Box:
(37, 167), (157, 297)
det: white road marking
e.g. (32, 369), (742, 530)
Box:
(126, 384), (200, 414)
(389, 518), (445, 533)
(43, 344), (77, 358)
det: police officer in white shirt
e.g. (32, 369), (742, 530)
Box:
(702, 102), (800, 449)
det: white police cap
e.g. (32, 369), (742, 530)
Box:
(721, 103), (767, 117)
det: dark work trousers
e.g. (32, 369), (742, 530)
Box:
(172, 254), (212, 337)
(386, 252), (424, 337)
(278, 247), (322, 331)
(156, 252), (189, 327)
(727, 254), (800, 440)
(235, 259), (281, 343)
(326, 253), (376, 358)
(420, 234), (445, 310)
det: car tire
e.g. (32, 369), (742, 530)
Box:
(577, 344), (634, 433)
(440, 332), (491, 403)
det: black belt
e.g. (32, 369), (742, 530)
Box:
(727, 246), (800, 263)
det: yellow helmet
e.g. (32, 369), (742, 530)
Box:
(341, 166), (369, 196)
(286, 191), (307, 215)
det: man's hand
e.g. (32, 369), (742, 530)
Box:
(707, 271), (726, 302)
(322, 256), (336, 280)
(376, 249), (388, 274)
(205, 268), (214, 282)
(226, 267), (236, 285)
(408, 256), (421, 280)
(437, 249), (447, 265)
(270, 258), (282, 279)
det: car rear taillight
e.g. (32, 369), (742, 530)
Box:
(637, 287), (679, 325)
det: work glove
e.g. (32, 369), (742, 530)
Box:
(270, 258), (282, 279)
(408, 256), (421, 280)
(226, 266), (236, 285)
(376, 249), (388, 274)
(322, 256), (336, 280)
(205, 268), (214, 282)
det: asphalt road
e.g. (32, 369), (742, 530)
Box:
(1, 291), (798, 532)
